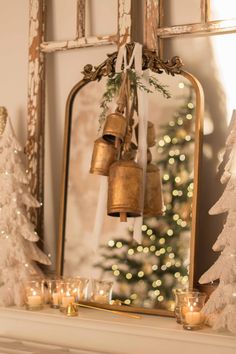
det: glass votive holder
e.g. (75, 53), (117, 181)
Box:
(59, 281), (75, 310)
(180, 292), (207, 330)
(91, 279), (113, 304)
(47, 279), (62, 309)
(173, 288), (198, 324)
(72, 277), (90, 302)
(25, 280), (43, 311)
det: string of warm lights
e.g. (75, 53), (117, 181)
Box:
(97, 82), (195, 309)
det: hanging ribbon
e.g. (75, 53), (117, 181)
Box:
(115, 43), (143, 73)
(116, 43), (149, 243)
(133, 71), (149, 243)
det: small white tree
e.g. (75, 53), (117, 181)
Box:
(199, 111), (236, 334)
(0, 107), (51, 306)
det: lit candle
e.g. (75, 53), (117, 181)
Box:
(61, 292), (74, 308)
(185, 306), (202, 325)
(27, 291), (42, 307)
(94, 290), (108, 303)
(52, 292), (61, 306)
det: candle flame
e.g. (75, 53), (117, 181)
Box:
(32, 291), (37, 296)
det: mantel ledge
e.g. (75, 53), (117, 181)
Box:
(0, 307), (235, 354)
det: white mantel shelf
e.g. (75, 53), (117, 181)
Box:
(0, 307), (235, 354)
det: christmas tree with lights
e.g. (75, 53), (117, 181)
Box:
(0, 107), (51, 307)
(199, 113), (236, 333)
(96, 84), (195, 309)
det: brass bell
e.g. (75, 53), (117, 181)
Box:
(144, 163), (164, 217)
(108, 160), (143, 222)
(135, 121), (156, 147)
(103, 112), (127, 148)
(66, 303), (78, 317)
(90, 138), (117, 176)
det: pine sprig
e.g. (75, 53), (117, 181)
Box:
(99, 73), (123, 129)
(99, 69), (171, 130)
(149, 76), (171, 98)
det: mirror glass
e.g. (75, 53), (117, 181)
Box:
(164, 32), (236, 281)
(163, 0), (201, 27)
(62, 72), (197, 312)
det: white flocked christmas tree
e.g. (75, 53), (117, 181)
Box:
(0, 107), (51, 307)
(199, 110), (236, 334)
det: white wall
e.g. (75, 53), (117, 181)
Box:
(0, 0), (29, 145)
(0, 0), (118, 269)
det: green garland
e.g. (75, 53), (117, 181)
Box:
(99, 69), (171, 130)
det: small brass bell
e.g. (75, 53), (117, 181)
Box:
(103, 112), (127, 148)
(108, 160), (143, 222)
(90, 138), (117, 176)
(144, 163), (164, 217)
(66, 303), (78, 317)
(135, 121), (156, 147)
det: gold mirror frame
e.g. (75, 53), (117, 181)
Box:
(57, 42), (204, 316)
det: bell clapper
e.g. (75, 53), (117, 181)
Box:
(120, 212), (127, 222)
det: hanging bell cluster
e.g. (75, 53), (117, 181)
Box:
(89, 68), (164, 223)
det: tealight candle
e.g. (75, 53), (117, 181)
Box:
(27, 292), (42, 307)
(47, 279), (62, 309)
(180, 293), (206, 330)
(91, 279), (113, 304)
(52, 292), (61, 307)
(185, 307), (202, 325)
(172, 288), (199, 323)
(94, 290), (108, 303)
(25, 281), (43, 311)
(61, 292), (74, 308)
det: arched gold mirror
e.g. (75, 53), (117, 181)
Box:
(57, 43), (204, 316)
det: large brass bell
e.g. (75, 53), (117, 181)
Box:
(108, 160), (143, 222)
(135, 121), (156, 147)
(90, 138), (117, 176)
(103, 112), (127, 148)
(144, 163), (164, 217)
